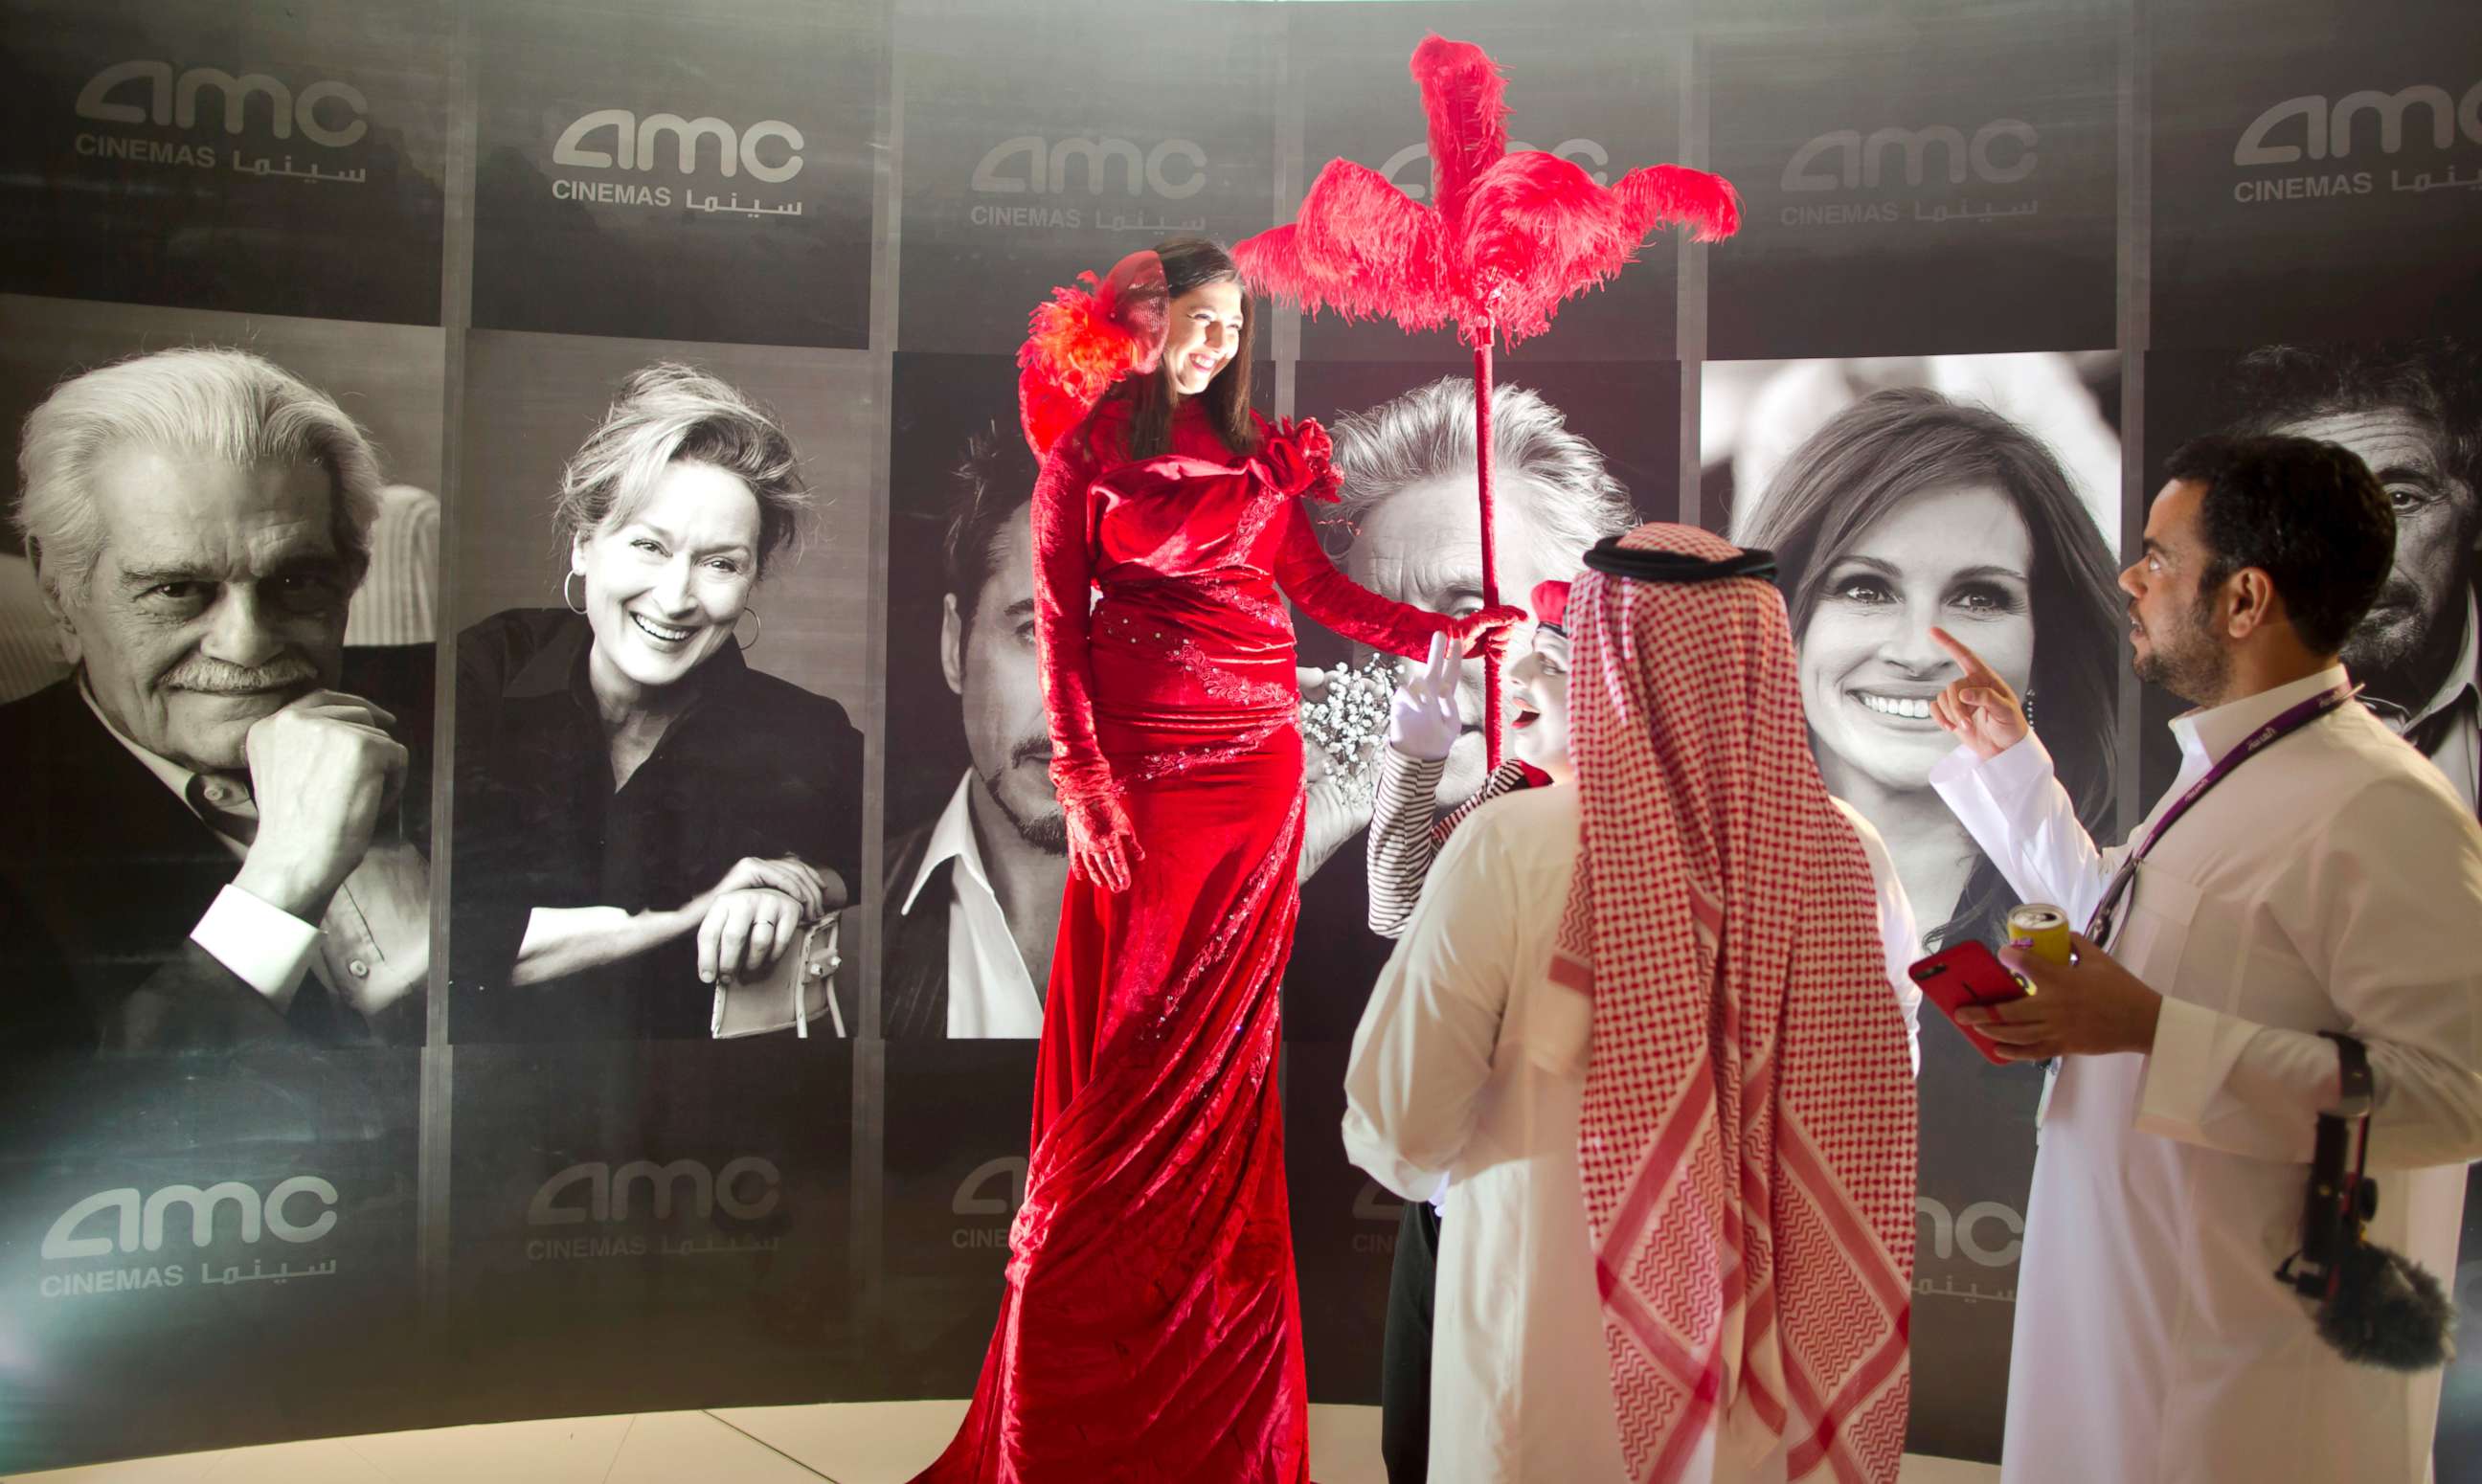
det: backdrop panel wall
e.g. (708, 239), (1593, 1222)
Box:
(3, 0), (2477, 1473)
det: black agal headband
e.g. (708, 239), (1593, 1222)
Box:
(1582, 536), (1778, 586)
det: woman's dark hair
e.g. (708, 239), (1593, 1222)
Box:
(1742, 386), (2124, 950)
(2162, 432), (2395, 656)
(1097, 236), (1257, 461)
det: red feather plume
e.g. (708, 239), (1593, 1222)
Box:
(1410, 33), (1506, 221)
(1234, 34), (1740, 349)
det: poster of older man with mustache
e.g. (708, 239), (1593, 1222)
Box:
(0, 295), (443, 1054)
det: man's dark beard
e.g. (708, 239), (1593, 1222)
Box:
(983, 739), (1069, 856)
(2132, 595), (2231, 706)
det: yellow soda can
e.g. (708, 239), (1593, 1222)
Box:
(2007, 904), (2073, 972)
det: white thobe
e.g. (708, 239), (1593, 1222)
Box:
(1929, 667), (2482, 1484)
(1341, 787), (1919, 1484)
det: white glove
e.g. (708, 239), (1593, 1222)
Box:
(1387, 631), (1461, 763)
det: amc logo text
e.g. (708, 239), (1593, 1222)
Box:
(1784, 122), (2038, 192)
(526, 1157), (781, 1225)
(77, 60), (369, 146)
(43, 1177), (339, 1259)
(553, 111), (804, 182)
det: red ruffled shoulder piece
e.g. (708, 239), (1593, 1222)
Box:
(1251, 416), (1341, 503)
(1017, 250), (1170, 457)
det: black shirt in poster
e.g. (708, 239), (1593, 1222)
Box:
(448, 608), (861, 1042)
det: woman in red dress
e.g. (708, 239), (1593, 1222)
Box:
(913, 238), (1518, 1482)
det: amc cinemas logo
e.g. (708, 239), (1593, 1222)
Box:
(1915, 1195), (2023, 1269)
(1782, 121), (2038, 193)
(552, 110), (805, 182)
(70, 60), (372, 177)
(2234, 81), (2482, 167)
(44, 1177), (340, 1258)
(523, 1158), (784, 1263)
(526, 1157), (781, 1225)
(1773, 119), (2041, 229)
(1372, 137), (1615, 199)
(2224, 79), (2481, 204)
(1351, 1178), (1404, 1256)
(971, 135), (1207, 199)
(77, 60), (370, 146)
(947, 1156), (1025, 1249)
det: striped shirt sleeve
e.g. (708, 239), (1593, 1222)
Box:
(1366, 752), (1536, 939)
(1366, 748), (1448, 939)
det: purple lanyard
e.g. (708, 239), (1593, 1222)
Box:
(2087, 685), (2357, 946)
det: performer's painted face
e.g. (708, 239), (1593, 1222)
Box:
(1800, 481), (2036, 796)
(1507, 624), (1572, 780)
(1164, 280), (1245, 398)
(572, 459), (759, 707)
(54, 447), (349, 774)
(2274, 406), (2478, 711)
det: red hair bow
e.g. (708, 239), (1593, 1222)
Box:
(1017, 250), (1171, 457)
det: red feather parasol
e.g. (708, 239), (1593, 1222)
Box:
(1235, 34), (1739, 766)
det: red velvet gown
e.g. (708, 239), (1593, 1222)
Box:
(913, 398), (1457, 1482)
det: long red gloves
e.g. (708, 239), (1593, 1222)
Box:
(1064, 790), (1139, 895)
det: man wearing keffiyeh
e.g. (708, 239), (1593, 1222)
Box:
(1343, 522), (1917, 1484)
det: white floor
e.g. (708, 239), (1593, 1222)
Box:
(4, 1403), (2000, 1483)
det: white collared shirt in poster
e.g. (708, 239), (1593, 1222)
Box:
(2365, 591), (2479, 818)
(1928, 666), (2482, 1484)
(899, 773), (1043, 1039)
(1339, 787), (1920, 1484)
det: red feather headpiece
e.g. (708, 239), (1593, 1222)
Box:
(1234, 34), (1739, 348)
(1017, 249), (1171, 457)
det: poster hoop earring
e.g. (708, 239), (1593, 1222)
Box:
(734, 608), (763, 652)
(563, 571), (588, 615)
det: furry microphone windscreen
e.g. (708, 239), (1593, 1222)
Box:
(2316, 1242), (2457, 1372)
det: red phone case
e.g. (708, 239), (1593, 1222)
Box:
(1907, 940), (2033, 1067)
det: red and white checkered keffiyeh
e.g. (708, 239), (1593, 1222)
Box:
(1549, 524), (1915, 1484)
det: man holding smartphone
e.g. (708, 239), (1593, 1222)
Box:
(1925, 433), (2482, 1482)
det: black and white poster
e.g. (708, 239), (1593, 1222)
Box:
(881, 353), (1068, 1043)
(2150, 0), (2482, 347)
(0, 1052), (424, 1472)
(1290, 8), (1684, 363)
(9, 0), (2482, 1472)
(895, 0), (1280, 354)
(440, 1041), (854, 1420)
(1703, 349), (2124, 1460)
(875, 1042), (1036, 1392)
(1282, 357), (1676, 1045)
(2137, 338), (2481, 812)
(1704, 9), (2118, 358)
(0, 294), (445, 1058)
(1283, 1043), (1404, 1406)
(470, 0), (880, 349)
(0, 0), (451, 325)
(445, 332), (874, 1043)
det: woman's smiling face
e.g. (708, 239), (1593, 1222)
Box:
(1163, 280), (1244, 398)
(573, 459), (761, 706)
(1799, 481), (2036, 793)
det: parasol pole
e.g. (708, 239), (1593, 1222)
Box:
(1473, 322), (1502, 772)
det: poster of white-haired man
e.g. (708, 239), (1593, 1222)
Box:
(1280, 361), (1673, 1045)
(2142, 337), (2481, 816)
(0, 318), (442, 1056)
